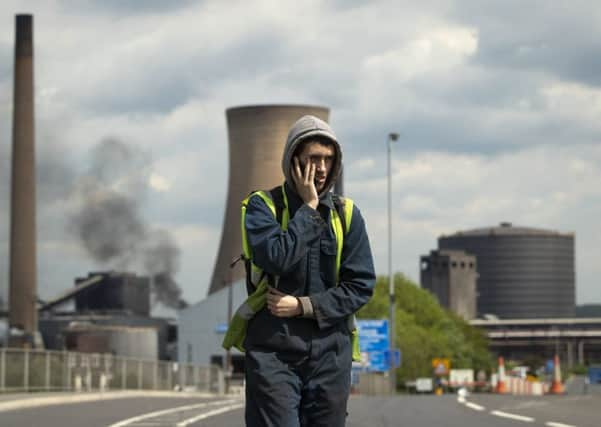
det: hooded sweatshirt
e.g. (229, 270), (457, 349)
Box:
(281, 115), (342, 197)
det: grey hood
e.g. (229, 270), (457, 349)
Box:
(281, 115), (342, 197)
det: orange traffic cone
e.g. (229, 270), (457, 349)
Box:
(549, 354), (564, 394)
(496, 356), (508, 394)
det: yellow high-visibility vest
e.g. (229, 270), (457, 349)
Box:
(223, 185), (361, 361)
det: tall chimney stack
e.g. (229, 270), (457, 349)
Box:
(9, 14), (37, 346)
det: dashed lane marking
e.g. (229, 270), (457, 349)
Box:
(457, 396), (579, 426)
(176, 403), (245, 426)
(490, 410), (535, 422)
(464, 402), (485, 411)
(107, 399), (239, 427)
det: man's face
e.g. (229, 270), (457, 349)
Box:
(297, 141), (335, 192)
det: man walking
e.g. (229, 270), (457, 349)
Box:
(242, 115), (375, 426)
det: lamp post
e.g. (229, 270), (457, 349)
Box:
(387, 132), (399, 394)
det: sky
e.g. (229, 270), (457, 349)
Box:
(0, 0), (599, 313)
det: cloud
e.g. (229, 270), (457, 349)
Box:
(0, 0), (599, 307)
(347, 143), (601, 303)
(451, 0), (601, 87)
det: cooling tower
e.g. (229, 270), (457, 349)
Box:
(439, 223), (575, 318)
(208, 105), (330, 295)
(9, 14), (37, 344)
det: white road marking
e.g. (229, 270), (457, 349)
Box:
(490, 410), (535, 422)
(545, 422), (577, 427)
(464, 402), (485, 411)
(107, 399), (238, 427)
(456, 396), (579, 427)
(176, 403), (245, 426)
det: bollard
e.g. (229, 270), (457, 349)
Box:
(549, 354), (564, 394)
(496, 356), (508, 394)
(99, 373), (107, 392)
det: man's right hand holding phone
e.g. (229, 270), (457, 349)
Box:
(292, 157), (319, 210)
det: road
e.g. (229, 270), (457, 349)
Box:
(0, 391), (599, 427)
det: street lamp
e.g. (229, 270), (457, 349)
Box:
(387, 132), (399, 394)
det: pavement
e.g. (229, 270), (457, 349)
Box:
(1, 388), (600, 426)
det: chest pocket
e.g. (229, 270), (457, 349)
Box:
(320, 236), (337, 285)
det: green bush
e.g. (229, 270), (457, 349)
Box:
(357, 273), (493, 390)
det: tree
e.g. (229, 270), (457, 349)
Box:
(357, 273), (493, 389)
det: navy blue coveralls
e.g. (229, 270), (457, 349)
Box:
(243, 182), (376, 427)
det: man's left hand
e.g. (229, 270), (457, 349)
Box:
(267, 287), (302, 317)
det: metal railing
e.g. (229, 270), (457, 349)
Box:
(0, 348), (224, 394)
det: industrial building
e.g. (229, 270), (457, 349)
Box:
(420, 223), (598, 366)
(438, 222), (575, 319)
(178, 281), (247, 373)
(420, 250), (478, 319)
(73, 272), (150, 316)
(37, 271), (177, 360)
(471, 317), (601, 368)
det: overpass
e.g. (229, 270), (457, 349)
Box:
(470, 317), (601, 367)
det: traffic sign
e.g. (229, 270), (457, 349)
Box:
(357, 319), (389, 372)
(214, 323), (228, 334)
(432, 358), (450, 376)
(384, 349), (401, 368)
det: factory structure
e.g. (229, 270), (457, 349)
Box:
(421, 223), (601, 366)
(8, 14), (38, 348)
(420, 250), (478, 320)
(1, 15), (175, 360)
(37, 272), (176, 360)
(422, 222), (576, 320)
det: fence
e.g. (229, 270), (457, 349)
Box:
(0, 348), (224, 394)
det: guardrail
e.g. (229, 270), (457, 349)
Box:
(0, 348), (224, 394)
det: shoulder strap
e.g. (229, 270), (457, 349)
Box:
(269, 185), (285, 226)
(330, 193), (354, 283)
(241, 190), (275, 260)
(332, 194), (354, 235)
(242, 185), (288, 290)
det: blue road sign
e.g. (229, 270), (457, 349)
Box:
(214, 323), (228, 334)
(384, 349), (402, 368)
(357, 319), (390, 372)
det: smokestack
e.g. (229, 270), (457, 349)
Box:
(208, 105), (330, 295)
(9, 14), (37, 345)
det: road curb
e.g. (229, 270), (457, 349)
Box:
(0, 391), (218, 413)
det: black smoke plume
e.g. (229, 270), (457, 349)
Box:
(71, 138), (188, 309)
